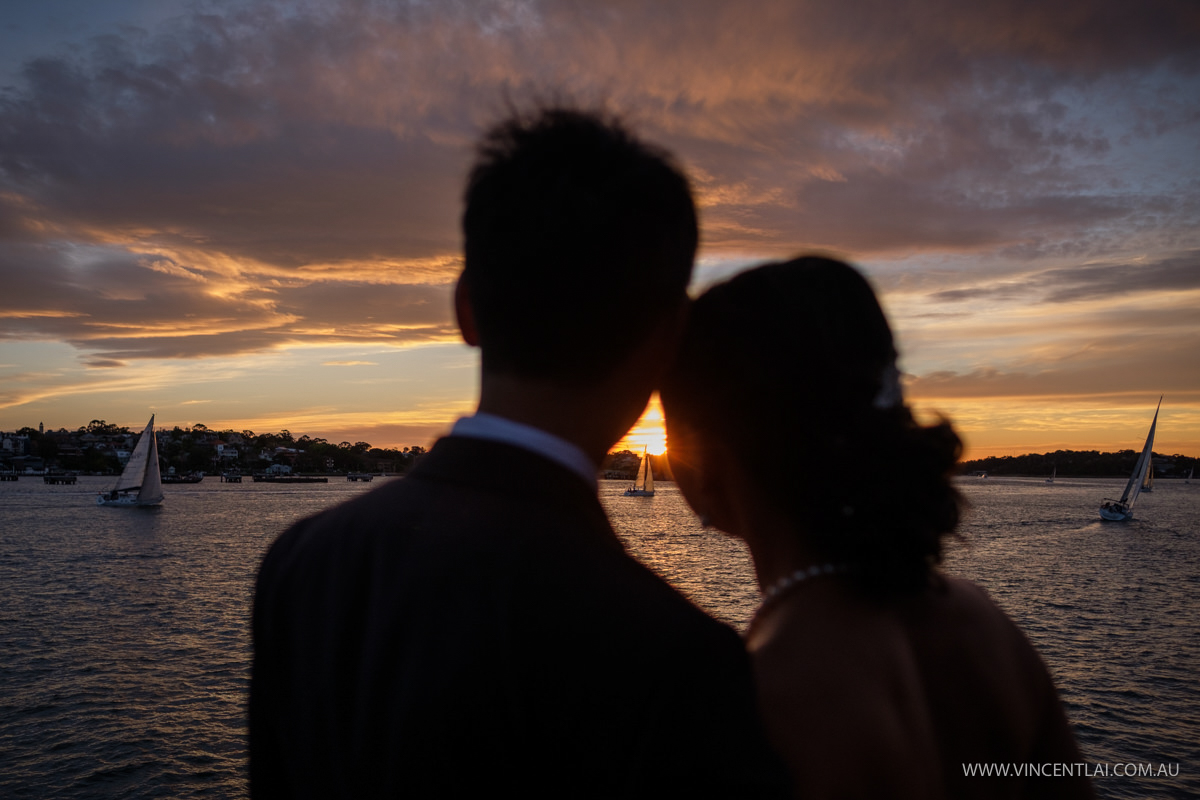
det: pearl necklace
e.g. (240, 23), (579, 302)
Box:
(748, 562), (850, 635)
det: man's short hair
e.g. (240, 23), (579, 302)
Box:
(462, 106), (697, 382)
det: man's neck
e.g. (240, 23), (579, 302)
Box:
(475, 371), (649, 468)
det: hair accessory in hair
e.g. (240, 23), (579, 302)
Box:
(872, 363), (902, 409)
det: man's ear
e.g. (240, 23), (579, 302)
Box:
(455, 275), (480, 347)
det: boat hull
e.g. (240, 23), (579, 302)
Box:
(1099, 504), (1132, 522)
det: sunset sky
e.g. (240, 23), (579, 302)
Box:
(2, 0), (1198, 459)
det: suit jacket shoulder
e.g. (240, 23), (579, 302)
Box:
(251, 437), (789, 798)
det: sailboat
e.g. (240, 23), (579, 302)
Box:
(1099, 398), (1160, 521)
(623, 447), (655, 497)
(97, 416), (164, 507)
(1045, 466), (1056, 484)
(1188, 466), (1194, 485)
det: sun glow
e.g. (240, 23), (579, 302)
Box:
(612, 394), (668, 455)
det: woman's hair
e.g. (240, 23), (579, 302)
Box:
(661, 256), (962, 593)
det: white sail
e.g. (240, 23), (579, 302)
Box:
(137, 419), (164, 504)
(1123, 399), (1159, 509)
(101, 416), (163, 506)
(114, 417), (153, 492)
(623, 447), (655, 496)
(1100, 397), (1160, 520)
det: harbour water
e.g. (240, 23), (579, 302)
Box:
(1, 475), (1196, 798)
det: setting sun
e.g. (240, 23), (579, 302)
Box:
(613, 394), (668, 455)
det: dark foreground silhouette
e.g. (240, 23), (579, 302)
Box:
(249, 107), (790, 798)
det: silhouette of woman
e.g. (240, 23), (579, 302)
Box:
(662, 256), (1094, 799)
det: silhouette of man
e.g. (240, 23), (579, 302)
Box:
(249, 107), (790, 798)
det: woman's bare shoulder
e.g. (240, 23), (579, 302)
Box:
(925, 576), (1028, 636)
(911, 575), (1059, 713)
(749, 576), (1089, 797)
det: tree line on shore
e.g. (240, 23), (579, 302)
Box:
(958, 449), (1195, 479)
(6, 421), (1194, 481)
(6, 420), (659, 477)
(613, 449), (1198, 482)
(4, 421), (427, 475)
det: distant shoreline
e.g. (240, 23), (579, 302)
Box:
(958, 448), (1194, 480)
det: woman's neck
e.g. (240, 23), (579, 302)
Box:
(720, 477), (822, 593)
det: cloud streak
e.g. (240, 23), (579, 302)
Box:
(925, 251), (1200, 304)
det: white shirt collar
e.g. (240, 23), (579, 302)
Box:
(449, 412), (598, 490)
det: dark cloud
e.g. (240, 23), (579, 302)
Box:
(1039, 253), (1200, 303)
(907, 326), (1200, 401)
(3, 0), (1197, 266)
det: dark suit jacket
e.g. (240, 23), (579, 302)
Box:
(250, 436), (790, 798)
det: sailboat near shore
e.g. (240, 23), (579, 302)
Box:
(1099, 398), (1160, 522)
(623, 447), (655, 497)
(97, 416), (164, 507)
